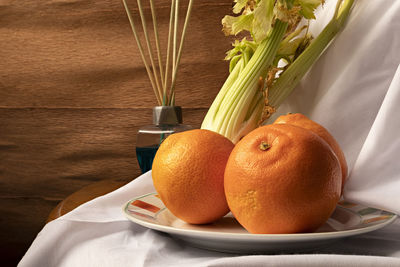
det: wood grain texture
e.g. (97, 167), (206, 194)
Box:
(0, 0), (233, 108)
(0, 107), (208, 265)
(0, 0), (234, 265)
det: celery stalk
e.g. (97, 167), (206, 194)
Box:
(202, 20), (288, 143)
(201, 0), (354, 143)
(268, 0), (354, 110)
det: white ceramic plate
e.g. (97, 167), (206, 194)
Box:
(123, 192), (397, 253)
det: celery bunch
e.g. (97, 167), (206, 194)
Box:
(201, 0), (354, 143)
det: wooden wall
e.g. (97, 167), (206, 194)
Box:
(0, 0), (233, 265)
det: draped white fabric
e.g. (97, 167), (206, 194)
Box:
(19, 0), (400, 266)
(18, 172), (400, 267)
(275, 0), (400, 214)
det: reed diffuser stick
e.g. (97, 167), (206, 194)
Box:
(163, 0), (176, 104)
(168, 0), (194, 105)
(172, 0), (179, 80)
(122, 0), (194, 106)
(136, 0), (163, 101)
(149, 0), (165, 89)
(122, 0), (162, 105)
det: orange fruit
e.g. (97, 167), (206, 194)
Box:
(224, 124), (342, 234)
(152, 129), (234, 224)
(274, 113), (348, 192)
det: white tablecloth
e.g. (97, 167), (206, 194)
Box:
(19, 0), (400, 266)
(18, 172), (400, 267)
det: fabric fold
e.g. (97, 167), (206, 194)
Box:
(344, 65), (400, 214)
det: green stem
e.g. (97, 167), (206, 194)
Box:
(222, 20), (287, 138)
(268, 0), (354, 109)
(201, 55), (245, 130)
(201, 20), (288, 142)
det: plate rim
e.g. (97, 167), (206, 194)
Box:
(122, 192), (398, 241)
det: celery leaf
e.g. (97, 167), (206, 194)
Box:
(233, 0), (248, 14)
(295, 0), (324, 19)
(252, 0), (275, 42)
(222, 13), (254, 36)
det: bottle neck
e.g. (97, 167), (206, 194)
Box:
(152, 106), (183, 126)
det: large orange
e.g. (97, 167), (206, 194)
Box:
(224, 124), (341, 234)
(152, 129), (234, 224)
(274, 113), (348, 192)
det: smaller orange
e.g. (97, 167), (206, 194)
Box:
(152, 129), (234, 224)
(274, 113), (348, 192)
